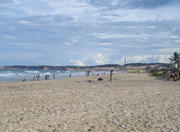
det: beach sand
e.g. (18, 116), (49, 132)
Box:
(0, 73), (179, 132)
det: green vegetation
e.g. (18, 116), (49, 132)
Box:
(169, 52), (180, 64)
(151, 72), (162, 79)
(150, 52), (180, 80)
(150, 71), (167, 79)
(169, 52), (180, 79)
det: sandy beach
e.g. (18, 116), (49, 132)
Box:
(0, 73), (179, 132)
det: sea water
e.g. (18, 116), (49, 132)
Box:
(0, 69), (110, 82)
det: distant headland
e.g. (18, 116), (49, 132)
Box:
(0, 63), (170, 71)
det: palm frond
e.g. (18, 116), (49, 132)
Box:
(169, 52), (180, 63)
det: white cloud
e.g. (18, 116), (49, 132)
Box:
(146, 26), (157, 29)
(101, 48), (116, 51)
(171, 35), (180, 39)
(17, 20), (31, 25)
(99, 43), (112, 46)
(94, 53), (108, 65)
(93, 33), (149, 39)
(101, 6), (180, 22)
(115, 54), (171, 64)
(73, 53), (109, 65)
(152, 44), (166, 47)
(115, 56), (126, 65)
(69, 59), (85, 66)
(41, 0), (99, 22)
(12, 0), (21, 5)
(1, 0), (180, 23)
(64, 40), (78, 46)
(65, 42), (72, 46)
(0, 52), (43, 60)
(1, 0), (180, 66)
(127, 55), (153, 63)
(3, 35), (16, 40)
(175, 40), (180, 43)
(156, 48), (180, 54)
(171, 27), (176, 32)
(155, 32), (172, 38)
(153, 55), (171, 63)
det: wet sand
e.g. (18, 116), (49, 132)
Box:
(0, 73), (180, 132)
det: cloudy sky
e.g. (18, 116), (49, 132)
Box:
(0, 0), (180, 66)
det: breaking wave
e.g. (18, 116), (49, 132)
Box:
(24, 70), (39, 74)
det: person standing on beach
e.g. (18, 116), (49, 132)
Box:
(45, 75), (49, 80)
(110, 70), (113, 82)
(69, 73), (71, 78)
(22, 78), (26, 82)
(37, 74), (40, 81)
(33, 75), (36, 81)
(53, 74), (56, 80)
(87, 70), (90, 77)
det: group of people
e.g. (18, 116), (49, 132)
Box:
(86, 70), (114, 82)
(86, 70), (90, 77)
(44, 74), (56, 80)
(22, 70), (114, 82)
(23, 74), (56, 81)
(33, 74), (40, 81)
(167, 71), (179, 81)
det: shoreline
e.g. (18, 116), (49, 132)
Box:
(0, 71), (151, 83)
(0, 69), (114, 83)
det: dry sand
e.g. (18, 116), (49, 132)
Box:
(0, 73), (179, 132)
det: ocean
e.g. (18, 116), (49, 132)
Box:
(0, 69), (110, 82)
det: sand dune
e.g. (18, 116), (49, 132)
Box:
(0, 73), (179, 132)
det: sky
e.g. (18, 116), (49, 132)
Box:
(0, 0), (180, 66)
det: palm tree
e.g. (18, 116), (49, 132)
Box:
(169, 52), (180, 78)
(169, 52), (180, 64)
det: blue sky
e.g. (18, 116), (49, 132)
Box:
(0, 0), (180, 66)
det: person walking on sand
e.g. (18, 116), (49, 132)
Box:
(45, 75), (49, 80)
(53, 74), (55, 80)
(87, 70), (89, 77)
(22, 78), (26, 82)
(37, 74), (40, 81)
(69, 73), (71, 78)
(170, 72), (175, 81)
(109, 70), (113, 82)
(33, 75), (36, 81)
